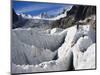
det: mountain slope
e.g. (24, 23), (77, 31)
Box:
(51, 5), (96, 29)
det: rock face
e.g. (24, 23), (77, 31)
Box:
(12, 9), (19, 29)
(12, 9), (19, 23)
(12, 9), (27, 29)
(67, 5), (96, 21)
(51, 5), (96, 29)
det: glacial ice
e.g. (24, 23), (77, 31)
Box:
(11, 24), (96, 73)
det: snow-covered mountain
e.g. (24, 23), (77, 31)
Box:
(12, 9), (68, 29)
(13, 13), (53, 29)
(18, 9), (67, 20)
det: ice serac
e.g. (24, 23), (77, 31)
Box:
(11, 30), (58, 65)
(12, 28), (67, 51)
(11, 27), (67, 65)
(73, 43), (95, 70)
(11, 48), (73, 73)
(50, 28), (63, 34)
(11, 24), (96, 73)
(58, 26), (76, 58)
(72, 36), (93, 68)
(76, 36), (93, 51)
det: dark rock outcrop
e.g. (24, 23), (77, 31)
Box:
(51, 5), (96, 29)
(68, 5), (96, 21)
(12, 9), (18, 23)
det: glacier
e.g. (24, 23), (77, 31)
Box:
(11, 23), (96, 73)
